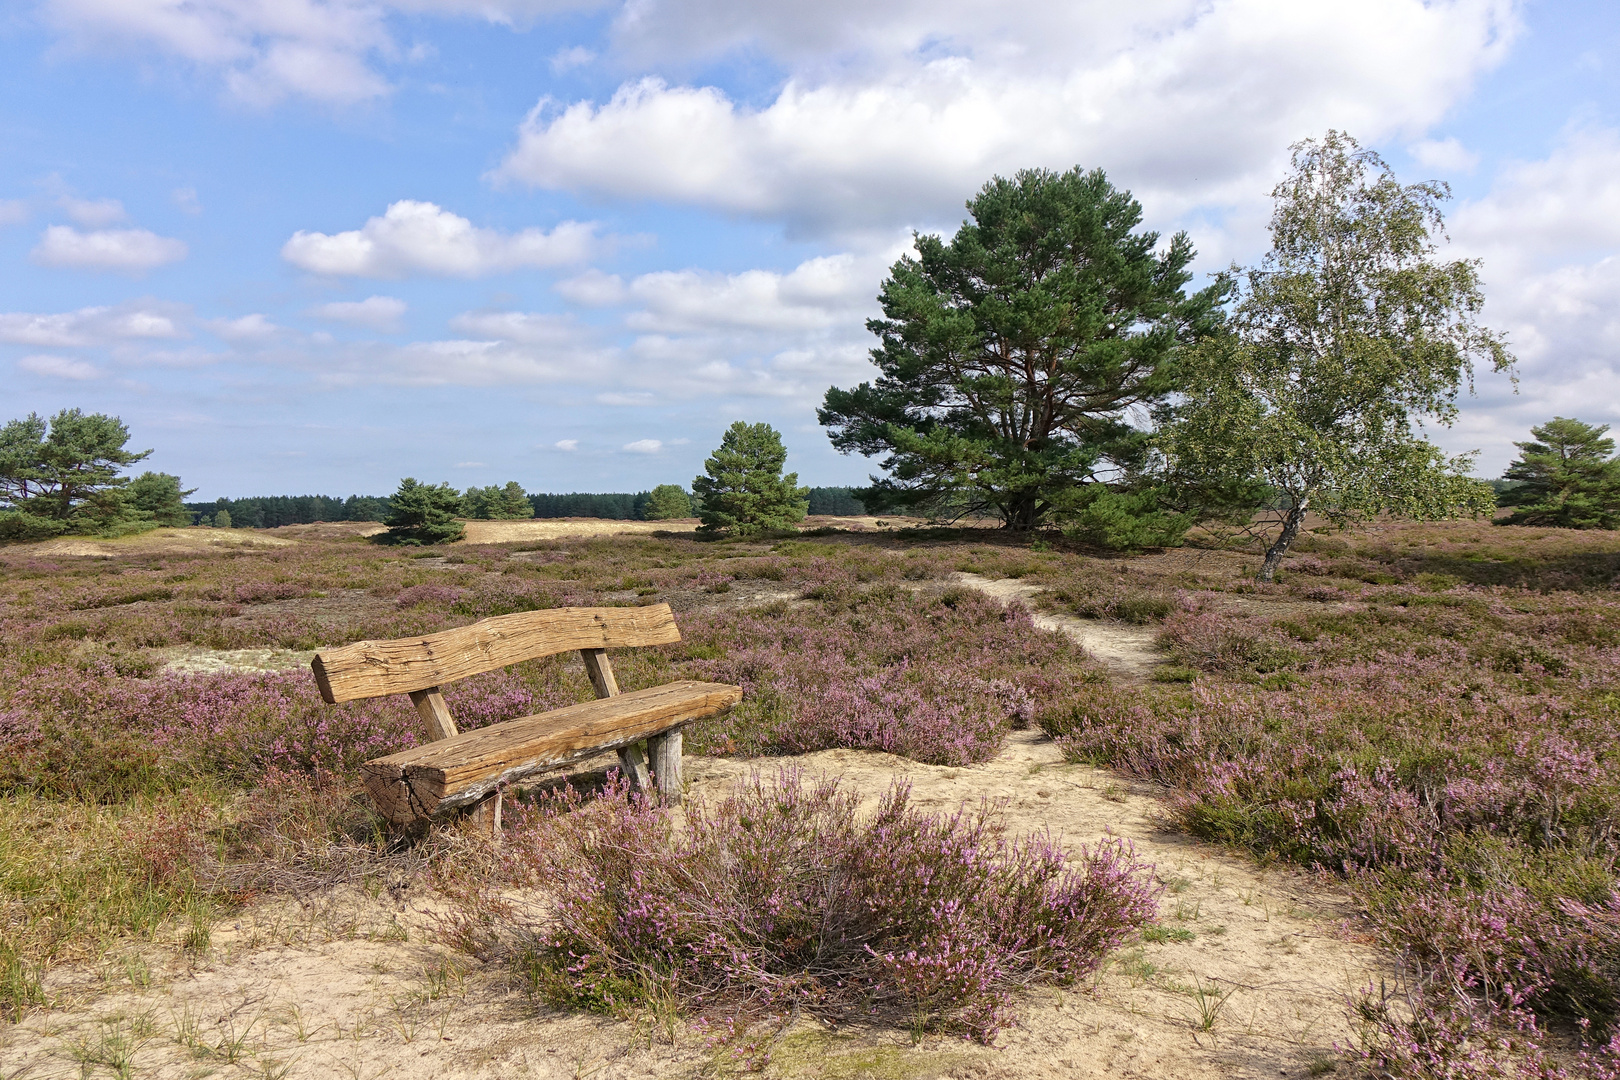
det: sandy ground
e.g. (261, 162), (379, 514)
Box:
(20, 528), (297, 558)
(0, 732), (1380, 1080)
(6, 516), (938, 559)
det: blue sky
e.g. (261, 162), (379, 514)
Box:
(2, 0), (1617, 499)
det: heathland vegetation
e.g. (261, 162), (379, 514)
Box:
(6, 131), (1620, 1077)
(2, 516), (1619, 1074)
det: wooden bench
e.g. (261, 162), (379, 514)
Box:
(309, 604), (741, 827)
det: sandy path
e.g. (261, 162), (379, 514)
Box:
(953, 572), (1163, 679)
(0, 731), (1379, 1080)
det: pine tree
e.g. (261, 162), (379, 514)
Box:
(128, 472), (196, 527)
(642, 484), (693, 520)
(1499, 418), (1620, 529)
(378, 479), (465, 545)
(496, 481), (534, 519)
(692, 423), (808, 536)
(0, 409), (153, 538)
(820, 166), (1226, 530)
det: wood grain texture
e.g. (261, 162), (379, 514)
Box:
(312, 605), (681, 703)
(617, 742), (651, 791)
(648, 729), (683, 804)
(409, 687), (459, 741)
(359, 680), (740, 823)
(580, 648), (620, 698)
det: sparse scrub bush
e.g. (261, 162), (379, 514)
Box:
(1040, 561), (1177, 623)
(473, 770), (1156, 1042)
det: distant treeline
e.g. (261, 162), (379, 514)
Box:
(185, 486), (869, 527)
(530, 492), (650, 519)
(184, 494), (391, 528)
(532, 488), (869, 518)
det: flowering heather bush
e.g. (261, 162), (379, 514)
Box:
(394, 583), (463, 608)
(480, 770), (1156, 1042)
(0, 658), (600, 801)
(667, 586), (1102, 764)
(1157, 605), (1301, 673)
(1352, 977), (1620, 1080)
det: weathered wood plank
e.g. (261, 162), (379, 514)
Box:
(580, 648), (620, 699)
(467, 791), (503, 840)
(359, 680), (739, 823)
(409, 687), (459, 741)
(648, 729), (683, 804)
(617, 741), (652, 791)
(312, 605), (681, 703)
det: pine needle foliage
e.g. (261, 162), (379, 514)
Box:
(692, 422), (808, 536)
(1498, 417), (1620, 529)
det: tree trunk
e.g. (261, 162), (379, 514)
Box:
(1257, 503), (1308, 583)
(1004, 494), (1040, 531)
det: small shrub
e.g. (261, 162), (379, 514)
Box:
(489, 770), (1156, 1042)
(395, 584), (464, 608)
(232, 581), (307, 603)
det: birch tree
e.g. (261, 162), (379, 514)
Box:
(1165, 132), (1512, 581)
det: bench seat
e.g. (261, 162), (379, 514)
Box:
(358, 679), (742, 823)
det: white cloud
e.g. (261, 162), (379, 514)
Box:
(623, 438), (662, 452)
(551, 45), (595, 72)
(1452, 128), (1620, 265)
(448, 309), (589, 344)
(1427, 128), (1620, 475)
(173, 187), (202, 214)
(18, 354), (101, 380)
(285, 336), (615, 387)
(40, 0), (616, 105)
(42, 0), (393, 105)
(454, 461), (488, 468)
(496, 0), (1517, 236)
(1409, 137), (1479, 173)
(282, 200), (600, 278)
(554, 438), (579, 450)
(58, 196), (126, 226)
(0, 303), (187, 346)
(603, 0), (1205, 69)
(309, 295), (409, 331)
(0, 199), (31, 226)
(544, 251), (889, 406)
(625, 253), (869, 333)
(31, 226), (188, 272)
(207, 313), (280, 341)
(555, 269), (627, 306)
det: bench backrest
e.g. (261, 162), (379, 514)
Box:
(311, 604), (681, 705)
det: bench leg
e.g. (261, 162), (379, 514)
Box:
(466, 789), (503, 843)
(617, 742), (652, 793)
(648, 729), (683, 806)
